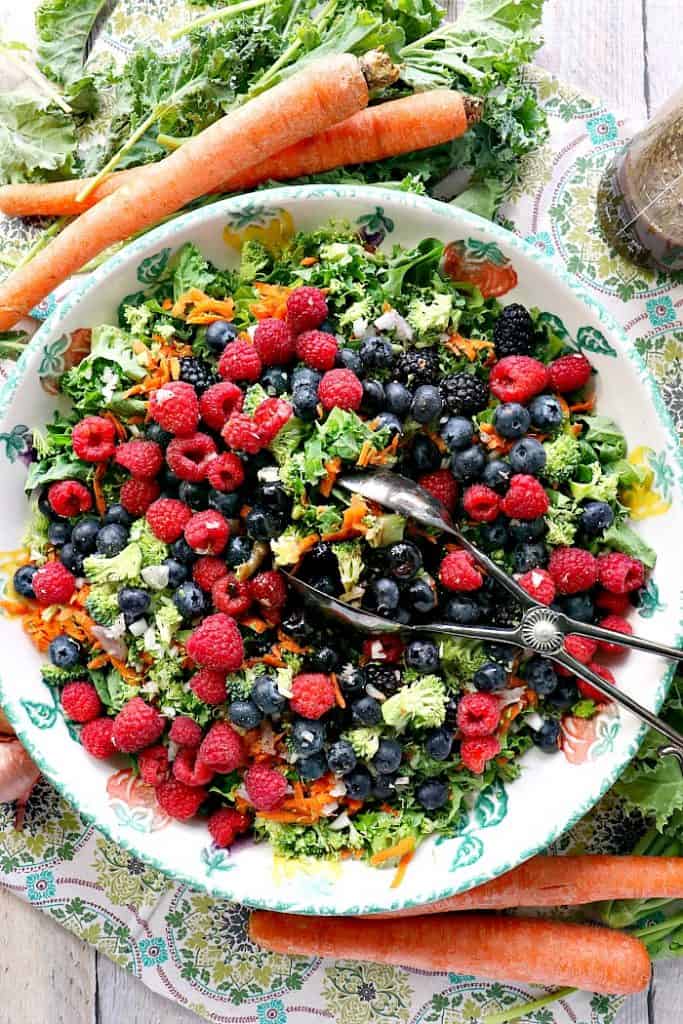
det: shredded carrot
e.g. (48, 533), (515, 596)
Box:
(171, 288), (235, 324)
(322, 494), (369, 541)
(425, 429), (448, 454)
(391, 849), (414, 888)
(319, 456), (342, 498)
(370, 836), (415, 867)
(331, 672), (346, 709)
(277, 630), (309, 655)
(240, 615), (271, 634)
(250, 282), (293, 321)
(446, 332), (495, 362)
(300, 256), (318, 266)
(380, 803), (399, 816)
(162, 298), (173, 311)
(406, 523), (438, 544)
(258, 774), (336, 824)
(344, 798), (363, 816)
(570, 396), (596, 413)
(87, 653), (109, 670)
(102, 411), (127, 440)
(93, 463), (107, 516)
(479, 422), (512, 454)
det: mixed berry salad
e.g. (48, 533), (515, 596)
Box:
(9, 221), (656, 867)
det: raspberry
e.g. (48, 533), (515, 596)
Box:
(253, 397), (293, 443)
(72, 416), (116, 462)
(578, 662), (616, 704)
(218, 340), (262, 383)
(295, 329), (338, 371)
(199, 381), (244, 431)
(548, 546), (598, 595)
(517, 568), (556, 605)
(208, 807), (250, 848)
(463, 483), (500, 523)
(113, 696), (165, 753)
(597, 552), (645, 594)
(81, 717), (116, 759)
(490, 356), (550, 403)
(193, 556), (228, 592)
(173, 746), (214, 787)
(197, 721), (245, 772)
(222, 413), (264, 455)
(61, 681), (102, 722)
(456, 692), (501, 737)
(318, 369), (363, 411)
(286, 286), (328, 334)
(114, 439), (163, 479)
(597, 614), (633, 655)
(186, 612), (244, 670)
(250, 570), (288, 610)
(361, 634), (405, 665)
(120, 478), (160, 515)
(439, 550), (483, 591)
(418, 469), (458, 514)
(48, 480), (92, 517)
(169, 716), (203, 747)
(253, 317), (296, 365)
(289, 672), (337, 719)
(155, 778), (207, 820)
(244, 764), (288, 811)
(146, 498), (192, 543)
(212, 573), (252, 616)
(595, 589), (631, 615)
(149, 381), (200, 436)
(185, 509), (230, 554)
(32, 561), (76, 605)
(138, 744), (169, 786)
(461, 735), (501, 774)
(166, 432), (217, 482)
(189, 667), (228, 704)
(500, 474), (549, 519)
(207, 452), (245, 492)
(564, 633), (598, 663)
(549, 353), (592, 394)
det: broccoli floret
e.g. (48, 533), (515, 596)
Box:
(224, 670), (254, 701)
(154, 598), (183, 644)
(545, 491), (579, 546)
(129, 519), (168, 567)
(338, 295), (376, 330)
(22, 498), (50, 563)
(569, 464), (620, 505)
(344, 726), (382, 759)
(406, 292), (453, 337)
(440, 638), (487, 687)
(238, 239), (272, 281)
(382, 675), (446, 731)
(270, 417), (309, 465)
(86, 584), (120, 625)
(293, 501), (342, 536)
(41, 664), (86, 686)
(254, 819), (355, 858)
(364, 513), (405, 548)
(83, 543), (143, 584)
(542, 433), (582, 486)
(242, 383), (269, 416)
(271, 527), (311, 567)
(123, 304), (153, 335)
(333, 541), (364, 595)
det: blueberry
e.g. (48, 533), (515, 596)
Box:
(251, 674), (286, 716)
(173, 581), (205, 619)
(48, 635), (82, 668)
(473, 661), (507, 692)
(425, 727), (453, 760)
(261, 366), (290, 395)
(452, 445), (486, 481)
(560, 593), (595, 623)
(308, 645), (338, 672)
(484, 641), (516, 665)
(529, 394), (563, 431)
(72, 517), (100, 553)
(370, 577), (400, 615)
(13, 565), (37, 599)
(531, 719), (561, 752)
(320, 319), (336, 334)
(48, 521), (71, 547)
(292, 386), (319, 421)
(509, 437), (547, 475)
(406, 639), (439, 672)
(292, 367), (322, 390)
(376, 412), (403, 436)
(338, 666), (365, 695)
(508, 518), (545, 544)
(206, 319), (238, 354)
(60, 543), (84, 575)
(96, 523), (129, 557)
(38, 489), (55, 520)
(344, 767), (372, 800)
(411, 385), (442, 424)
(245, 506), (282, 541)
(405, 576), (437, 614)
(171, 537), (197, 564)
(259, 482), (292, 515)
(281, 606), (316, 642)
(387, 541), (422, 581)
(494, 402), (531, 439)
(385, 381), (413, 417)
(444, 595), (480, 625)
(303, 540), (336, 573)
(512, 541), (548, 573)
(104, 504), (133, 528)
(351, 696), (382, 726)
(411, 434), (441, 473)
(336, 348), (363, 374)
(291, 717), (325, 755)
(208, 490), (242, 517)
(477, 465), (510, 504)
(118, 587), (151, 619)
(179, 480), (207, 510)
(360, 335), (394, 370)
(395, 606), (411, 625)
(373, 739), (402, 774)
(416, 778), (449, 810)
(360, 379), (385, 415)
(373, 774), (397, 801)
(163, 468), (182, 493)
(164, 558), (188, 588)
(580, 500), (614, 536)
(229, 699), (263, 730)
(298, 751), (328, 781)
(146, 422), (173, 447)
(327, 739), (357, 775)
(547, 679), (580, 710)
(441, 416), (474, 451)
(309, 575), (339, 597)
(479, 521), (508, 550)
(524, 656), (558, 695)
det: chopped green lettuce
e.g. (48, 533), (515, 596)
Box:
(579, 415), (628, 464)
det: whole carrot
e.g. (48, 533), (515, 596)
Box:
(249, 911), (651, 996)
(0, 52), (396, 331)
(0, 90), (480, 219)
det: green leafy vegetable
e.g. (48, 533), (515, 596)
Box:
(35, 0), (109, 113)
(579, 415), (628, 463)
(0, 93), (75, 184)
(600, 520), (657, 568)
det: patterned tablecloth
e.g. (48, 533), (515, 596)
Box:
(1, 7), (682, 1021)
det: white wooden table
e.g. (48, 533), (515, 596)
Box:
(1, 1), (682, 1021)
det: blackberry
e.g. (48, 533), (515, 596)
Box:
(396, 347), (440, 386)
(444, 694), (459, 730)
(363, 662), (402, 696)
(493, 303), (535, 357)
(179, 357), (218, 393)
(440, 373), (489, 415)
